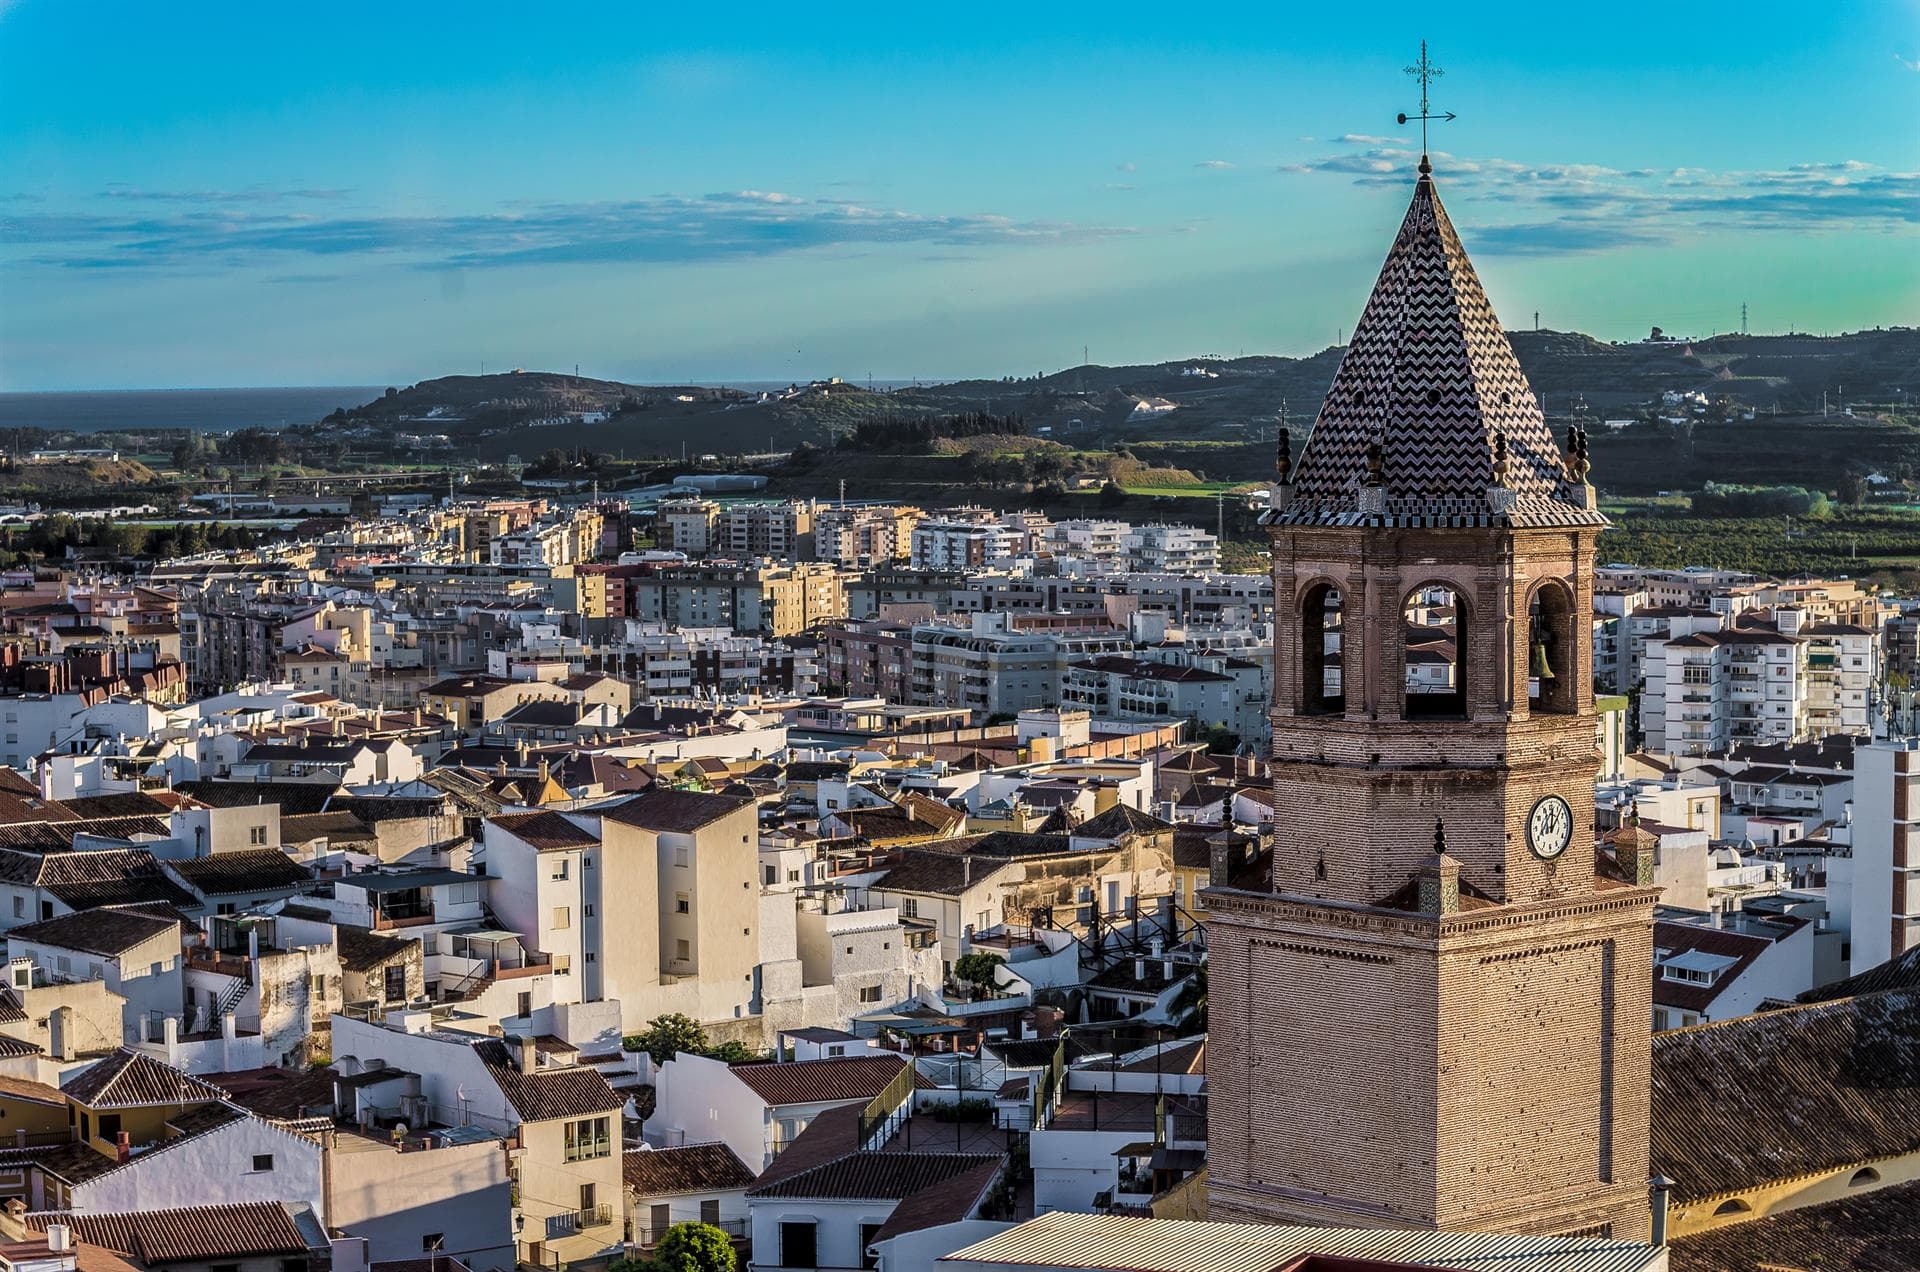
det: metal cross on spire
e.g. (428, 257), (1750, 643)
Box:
(1397, 40), (1455, 173)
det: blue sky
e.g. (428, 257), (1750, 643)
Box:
(2, 0), (1916, 390)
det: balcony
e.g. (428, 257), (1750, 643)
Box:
(546, 1204), (615, 1238)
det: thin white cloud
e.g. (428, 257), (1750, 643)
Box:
(1896, 52), (1920, 71)
(0, 189), (1141, 271)
(1195, 160), (1234, 170)
(1116, 161), (1137, 173)
(1279, 142), (1919, 253)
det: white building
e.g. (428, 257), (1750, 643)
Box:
(1120, 524), (1218, 575)
(1850, 738), (1920, 972)
(910, 519), (1022, 572)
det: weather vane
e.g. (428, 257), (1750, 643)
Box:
(1398, 40), (1455, 171)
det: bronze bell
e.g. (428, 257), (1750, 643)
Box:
(1529, 639), (1556, 680)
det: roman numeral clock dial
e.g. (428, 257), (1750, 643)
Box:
(1527, 794), (1573, 861)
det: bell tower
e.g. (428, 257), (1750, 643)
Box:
(1205, 158), (1657, 1239)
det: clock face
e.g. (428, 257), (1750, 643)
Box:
(1527, 795), (1574, 861)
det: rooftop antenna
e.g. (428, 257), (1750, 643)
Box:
(1397, 40), (1455, 174)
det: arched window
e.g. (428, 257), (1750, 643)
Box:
(1849, 1167), (1881, 1187)
(1712, 1198), (1751, 1216)
(1528, 580), (1578, 714)
(1404, 584), (1466, 718)
(1301, 582), (1345, 715)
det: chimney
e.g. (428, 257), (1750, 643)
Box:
(1133, 955), (1146, 981)
(962, 856), (972, 888)
(516, 739), (529, 766)
(1649, 1176), (1675, 1246)
(49, 1005), (74, 1062)
(1209, 838), (1232, 889)
(114, 1131), (131, 1162)
(45, 1224), (70, 1253)
(516, 1034), (538, 1075)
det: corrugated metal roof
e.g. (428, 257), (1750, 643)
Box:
(937, 1212), (1662, 1272)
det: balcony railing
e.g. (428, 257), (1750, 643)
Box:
(545, 1204), (615, 1238)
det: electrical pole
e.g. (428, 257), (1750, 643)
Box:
(1741, 303), (1748, 336)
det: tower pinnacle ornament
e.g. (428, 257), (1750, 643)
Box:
(1398, 40), (1455, 172)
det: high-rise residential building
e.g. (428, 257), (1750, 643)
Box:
(1206, 159), (1656, 1238)
(1121, 523), (1219, 575)
(658, 498), (721, 556)
(813, 505), (923, 566)
(718, 500), (816, 560)
(909, 512), (1022, 571)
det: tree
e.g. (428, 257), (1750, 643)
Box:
(1097, 480), (1128, 507)
(649, 1222), (738, 1272)
(952, 952), (1004, 990)
(627, 1013), (707, 1064)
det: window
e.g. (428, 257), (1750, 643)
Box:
(249, 826), (268, 845)
(675, 940), (690, 961)
(1373, 582), (1465, 715)
(551, 859), (569, 881)
(9, 897), (19, 919)
(1300, 581), (1345, 714)
(251, 1153), (274, 1172)
(900, 897), (918, 919)
(763, 865), (777, 886)
(552, 906), (571, 930)
(859, 984), (882, 1003)
(861, 1222), (884, 1270)
(554, 954), (572, 976)
(98, 1114), (121, 1141)
(584, 904), (594, 918)
(700, 1199), (720, 1226)
(563, 1116), (612, 1162)
(674, 845), (689, 868)
(384, 965), (407, 1002)
(780, 1222), (816, 1270)
(1850, 1167), (1881, 1187)
(1713, 1198), (1751, 1216)
(421, 1235), (445, 1253)
(675, 893), (690, 914)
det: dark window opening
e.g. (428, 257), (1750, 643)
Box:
(1301, 583), (1345, 715)
(780, 1221), (816, 1269)
(1404, 584), (1467, 718)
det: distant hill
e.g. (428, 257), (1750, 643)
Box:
(312, 328), (1920, 493)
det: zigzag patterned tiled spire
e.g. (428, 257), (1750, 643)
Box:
(1275, 170), (1606, 529)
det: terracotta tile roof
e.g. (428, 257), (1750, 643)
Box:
(6, 906), (178, 957)
(62, 1049), (227, 1109)
(172, 779), (342, 814)
(335, 925), (416, 973)
(1073, 804), (1174, 841)
(600, 789), (751, 834)
(31, 849), (200, 912)
(30, 1141), (125, 1186)
(1799, 942), (1920, 1005)
(488, 810), (598, 852)
(1666, 1178), (1920, 1271)
(281, 810), (380, 843)
(200, 1066), (339, 1121)
(1273, 173), (1604, 532)
(622, 1142), (756, 1196)
(1650, 919), (1797, 1012)
(747, 1146), (998, 1200)
(0, 1074), (64, 1105)
(474, 1039), (625, 1123)
(1651, 989), (1920, 1202)
(867, 1158), (1000, 1244)
(727, 1053), (914, 1108)
(55, 793), (187, 819)
(166, 848), (312, 896)
(30, 1202), (318, 1262)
